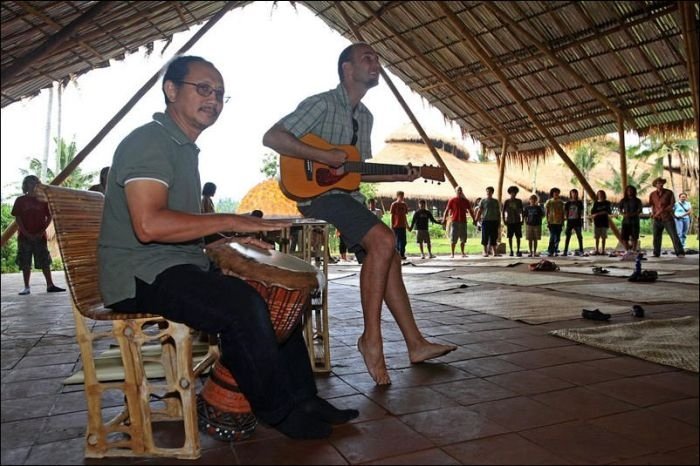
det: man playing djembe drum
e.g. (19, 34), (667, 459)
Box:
(98, 56), (357, 440)
(263, 42), (456, 385)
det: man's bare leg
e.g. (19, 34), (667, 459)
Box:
(381, 254), (457, 364)
(357, 224), (396, 385)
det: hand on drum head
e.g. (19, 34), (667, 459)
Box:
(231, 214), (291, 233)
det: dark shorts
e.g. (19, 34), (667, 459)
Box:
(621, 222), (640, 240)
(416, 230), (431, 243)
(16, 236), (52, 270)
(298, 194), (383, 263)
(506, 222), (522, 239)
(481, 220), (499, 246)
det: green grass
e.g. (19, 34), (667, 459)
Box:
(328, 222), (698, 256)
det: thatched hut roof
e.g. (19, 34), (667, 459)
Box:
(371, 125), (678, 203)
(236, 178), (302, 218)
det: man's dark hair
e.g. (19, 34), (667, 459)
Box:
(337, 42), (369, 82)
(550, 187), (560, 196)
(162, 56), (212, 105)
(202, 182), (217, 197)
(507, 185), (519, 194)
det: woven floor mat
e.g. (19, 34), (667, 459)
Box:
(415, 289), (629, 324)
(544, 281), (699, 304)
(450, 270), (584, 286)
(558, 266), (674, 278)
(596, 262), (699, 271)
(330, 265), (454, 274)
(549, 316), (699, 372)
(658, 276), (700, 285)
(64, 341), (212, 385)
(331, 275), (475, 294)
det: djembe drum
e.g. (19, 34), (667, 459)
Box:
(197, 241), (321, 441)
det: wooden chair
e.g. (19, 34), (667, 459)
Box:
(37, 184), (216, 460)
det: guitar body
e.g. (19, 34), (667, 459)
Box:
(278, 133), (445, 202)
(279, 134), (361, 202)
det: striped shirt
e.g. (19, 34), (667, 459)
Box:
(277, 84), (374, 205)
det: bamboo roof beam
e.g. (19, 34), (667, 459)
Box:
(679, 1), (700, 142)
(1, 1), (111, 85)
(410, 3), (678, 93)
(483, 2), (637, 131)
(15, 1), (106, 61)
(350, 1), (513, 149)
(333, 1), (459, 189)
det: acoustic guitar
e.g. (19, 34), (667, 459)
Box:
(279, 133), (445, 201)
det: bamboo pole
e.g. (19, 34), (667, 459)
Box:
(496, 138), (507, 204)
(333, 1), (459, 189)
(679, 1), (700, 146)
(1, 2), (237, 247)
(618, 114), (628, 193)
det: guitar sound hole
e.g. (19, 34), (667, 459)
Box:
(316, 168), (344, 187)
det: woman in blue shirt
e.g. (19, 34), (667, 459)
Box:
(673, 192), (692, 250)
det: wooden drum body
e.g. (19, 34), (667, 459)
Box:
(197, 241), (320, 441)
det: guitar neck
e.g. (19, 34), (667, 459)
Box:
(344, 162), (407, 176)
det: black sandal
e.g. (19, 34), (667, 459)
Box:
(582, 308), (611, 321)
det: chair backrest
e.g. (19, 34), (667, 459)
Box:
(36, 185), (106, 317)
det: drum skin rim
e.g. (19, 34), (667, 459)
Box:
(206, 242), (319, 290)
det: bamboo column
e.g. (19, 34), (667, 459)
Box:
(1, 2), (237, 247)
(618, 114), (628, 193)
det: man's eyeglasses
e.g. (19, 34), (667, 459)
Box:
(178, 81), (230, 103)
(351, 117), (358, 146)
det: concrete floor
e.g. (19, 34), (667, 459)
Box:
(1, 253), (698, 465)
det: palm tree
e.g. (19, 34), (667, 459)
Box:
(634, 135), (698, 193)
(19, 137), (96, 190)
(602, 143), (652, 196)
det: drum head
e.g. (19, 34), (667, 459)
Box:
(227, 242), (318, 275)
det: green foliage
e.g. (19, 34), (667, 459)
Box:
(359, 183), (377, 202)
(16, 137), (97, 192)
(216, 197), (239, 213)
(260, 152), (279, 179)
(1, 203), (19, 273)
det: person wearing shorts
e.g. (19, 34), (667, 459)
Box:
(523, 194), (544, 257)
(263, 42), (456, 386)
(476, 186), (501, 257)
(502, 185), (524, 257)
(409, 199), (439, 259)
(619, 185), (642, 252)
(590, 190), (612, 255)
(443, 186), (476, 258)
(11, 175), (65, 296)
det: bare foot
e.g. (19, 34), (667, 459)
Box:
(409, 342), (457, 364)
(357, 336), (391, 385)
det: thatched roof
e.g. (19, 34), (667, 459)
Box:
(1, 1), (249, 108)
(236, 179), (302, 218)
(300, 1), (699, 159)
(371, 129), (678, 203)
(1, 1), (697, 157)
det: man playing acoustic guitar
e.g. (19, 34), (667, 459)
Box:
(263, 42), (456, 386)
